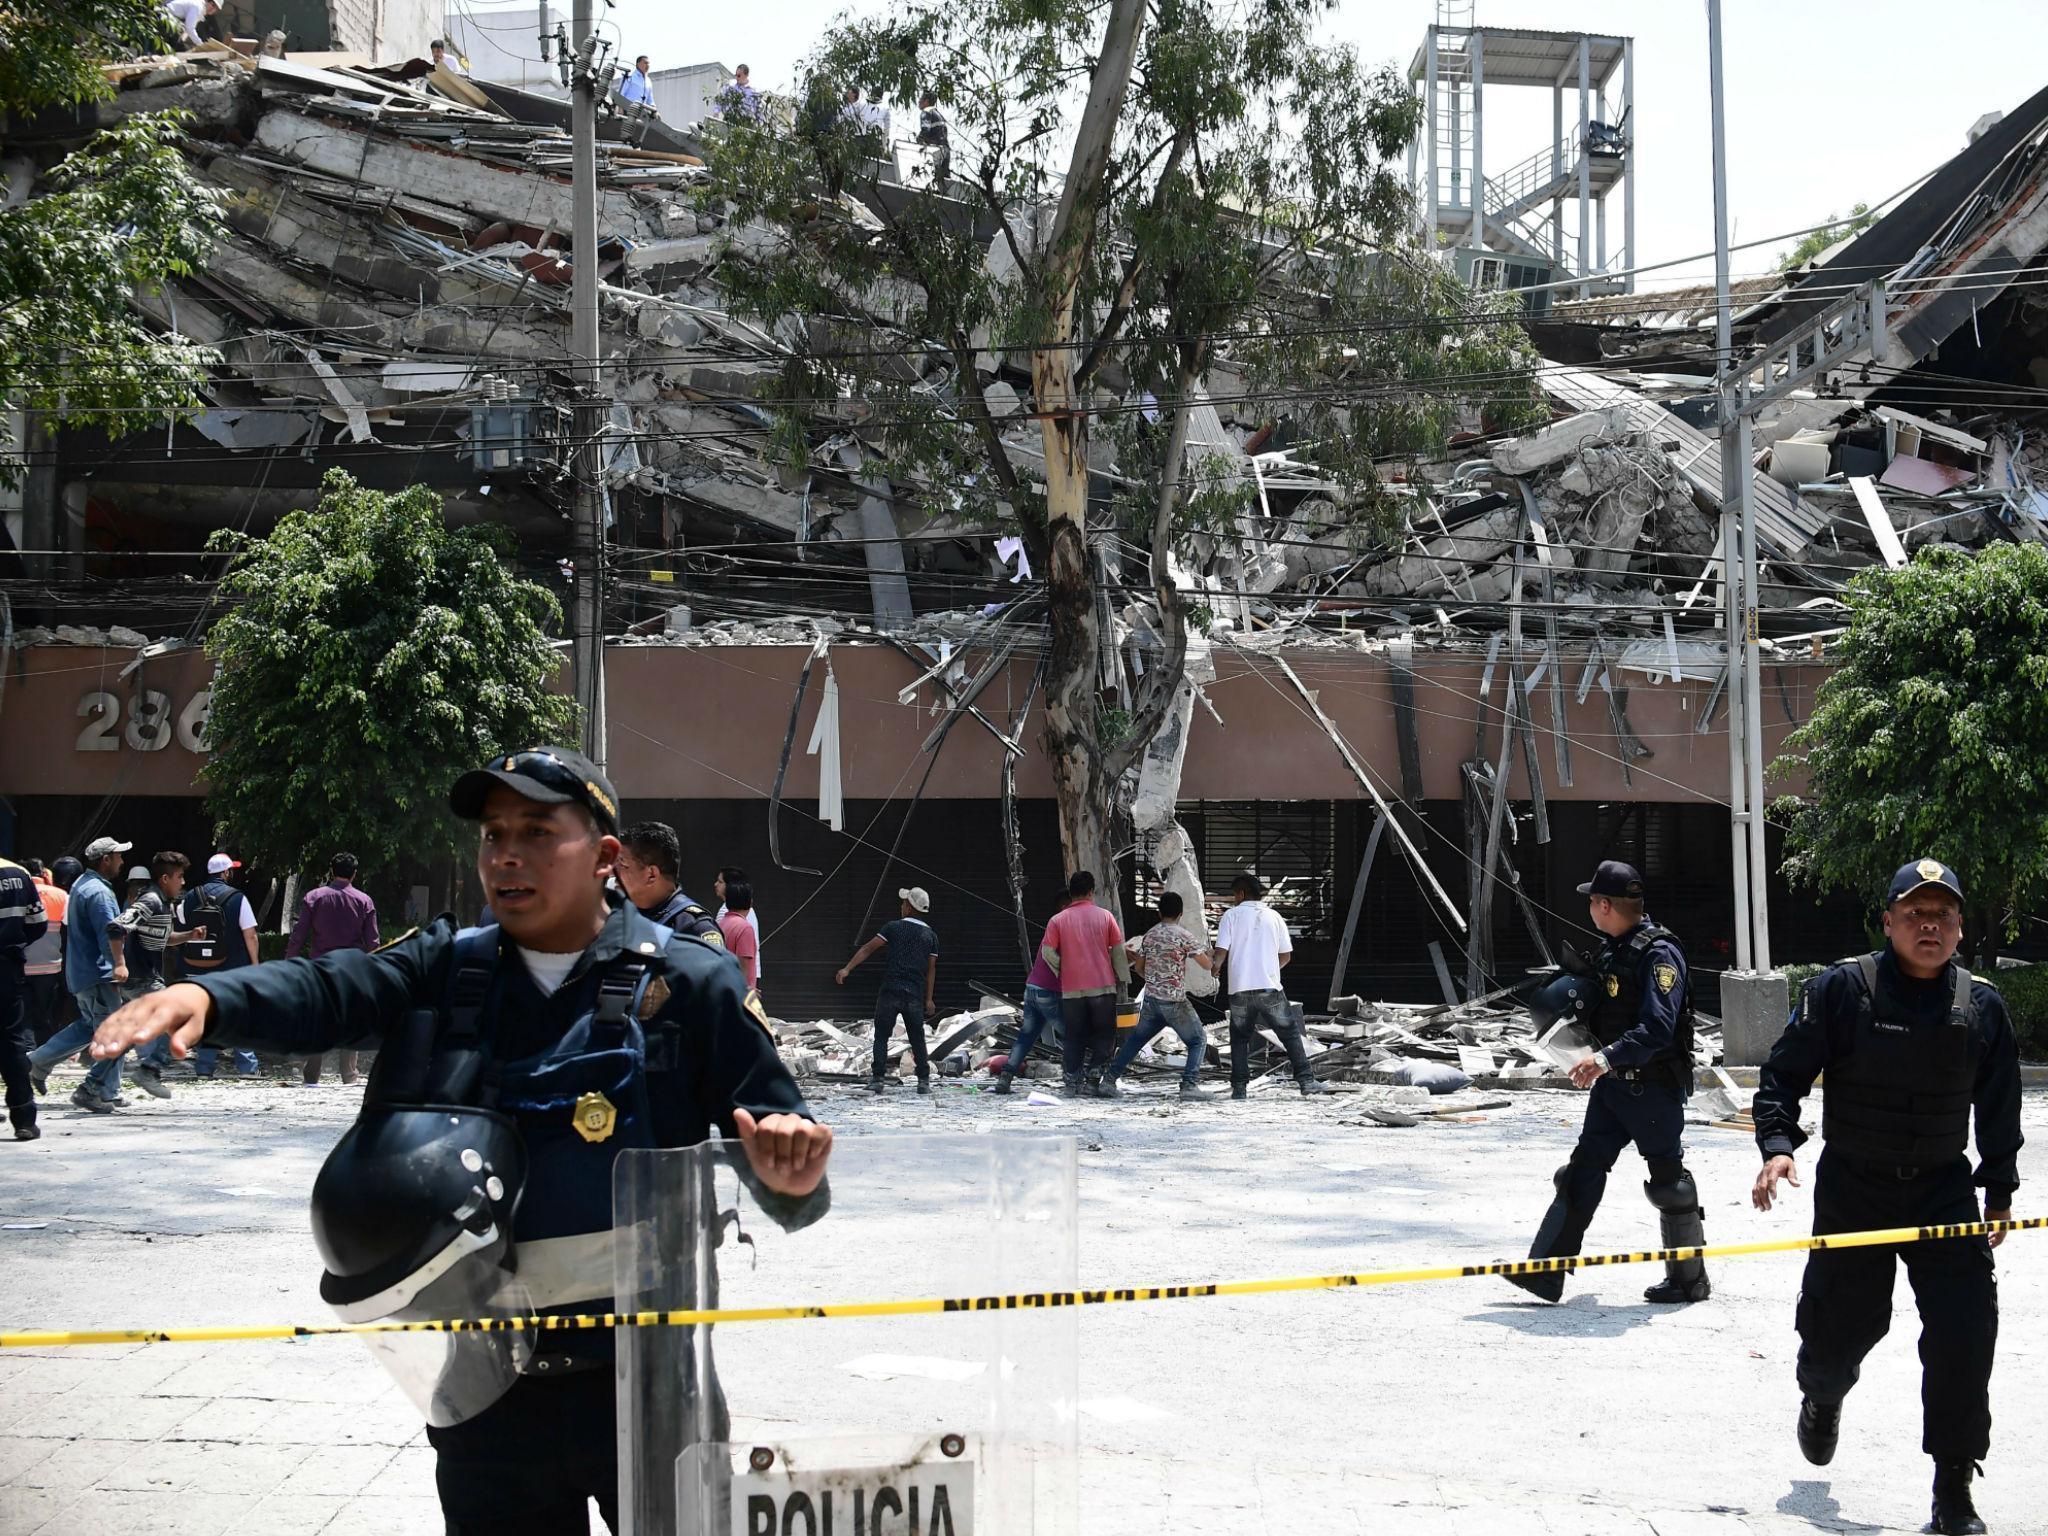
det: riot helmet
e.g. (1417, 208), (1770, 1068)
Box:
(310, 1103), (531, 1426)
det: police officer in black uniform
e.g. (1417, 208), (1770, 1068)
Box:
(613, 819), (724, 945)
(0, 855), (51, 1142)
(1507, 860), (1709, 1305)
(93, 747), (833, 1534)
(1753, 859), (2022, 1536)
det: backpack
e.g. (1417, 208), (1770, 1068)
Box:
(181, 883), (239, 970)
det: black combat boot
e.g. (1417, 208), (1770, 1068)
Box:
(1505, 1163), (1601, 1303)
(1643, 1163), (1711, 1304)
(1927, 1461), (1986, 1535)
(1296, 1076), (1330, 1096)
(991, 1072), (1015, 1095)
(1795, 1397), (1840, 1466)
(1060, 1074), (1085, 1098)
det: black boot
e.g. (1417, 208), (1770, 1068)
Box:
(1796, 1397), (1840, 1467)
(1060, 1074), (1085, 1098)
(1505, 1163), (1600, 1303)
(992, 1073), (1014, 1095)
(1296, 1076), (1330, 1096)
(1643, 1165), (1711, 1304)
(1927, 1460), (1986, 1535)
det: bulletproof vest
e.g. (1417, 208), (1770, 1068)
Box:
(1587, 923), (1694, 1074)
(179, 882), (240, 970)
(367, 924), (677, 1249)
(1821, 953), (1979, 1166)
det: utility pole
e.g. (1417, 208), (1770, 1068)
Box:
(1706, 0), (1784, 1063)
(568, 0), (607, 769)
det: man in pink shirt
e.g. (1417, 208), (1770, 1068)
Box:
(1039, 870), (1129, 1097)
(287, 853), (380, 1085)
(716, 878), (760, 991)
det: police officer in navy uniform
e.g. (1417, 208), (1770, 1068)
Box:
(1507, 860), (1709, 1305)
(613, 820), (725, 946)
(93, 747), (833, 1534)
(1753, 860), (2022, 1536)
(0, 855), (51, 1142)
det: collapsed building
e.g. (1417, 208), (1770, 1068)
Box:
(3, 42), (2047, 1047)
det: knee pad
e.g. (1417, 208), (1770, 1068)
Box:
(1644, 1162), (1699, 1212)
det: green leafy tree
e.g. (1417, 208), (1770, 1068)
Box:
(201, 473), (581, 894)
(1775, 201), (1877, 273)
(0, 0), (226, 485)
(1772, 544), (2048, 966)
(700, 0), (1539, 897)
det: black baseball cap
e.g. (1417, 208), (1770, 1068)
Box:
(449, 746), (620, 834)
(1576, 860), (1646, 899)
(1887, 858), (1964, 907)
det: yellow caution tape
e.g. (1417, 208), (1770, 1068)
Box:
(3, 1217), (2039, 1350)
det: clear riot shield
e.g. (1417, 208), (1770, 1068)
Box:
(615, 1135), (1078, 1536)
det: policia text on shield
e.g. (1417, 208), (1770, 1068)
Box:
(85, 747), (834, 1535)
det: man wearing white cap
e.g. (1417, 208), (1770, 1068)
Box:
(835, 887), (939, 1093)
(27, 836), (132, 1110)
(177, 854), (260, 1077)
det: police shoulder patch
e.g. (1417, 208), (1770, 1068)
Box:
(1653, 961), (1679, 995)
(637, 975), (671, 1021)
(694, 928), (726, 951)
(743, 988), (775, 1037)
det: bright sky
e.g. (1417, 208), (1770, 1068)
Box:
(536, 0), (2043, 287)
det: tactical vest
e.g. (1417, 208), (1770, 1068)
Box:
(1587, 923), (1694, 1085)
(360, 923), (681, 1364)
(1821, 953), (1978, 1167)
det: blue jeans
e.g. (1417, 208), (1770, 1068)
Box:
(1106, 995), (1205, 1087)
(1005, 984), (1062, 1075)
(120, 978), (173, 1071)
(1226, 987), (1314, 1087)
(29, 982), (125, 1098)
(193, 1044), (260, 1076)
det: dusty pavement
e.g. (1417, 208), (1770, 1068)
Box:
(3, 1064), (2044, 1536)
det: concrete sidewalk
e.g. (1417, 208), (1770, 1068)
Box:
(3, 1068), (2041, 1534)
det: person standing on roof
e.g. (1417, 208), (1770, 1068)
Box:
(620, 55), (655, 109)
(836, 888), (938, 1094)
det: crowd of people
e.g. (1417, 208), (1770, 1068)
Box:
(0, 841), (384, 1129)
(5, 735), (2016, 1535)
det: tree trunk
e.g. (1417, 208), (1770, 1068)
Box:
(1031, 0), (1148, 909)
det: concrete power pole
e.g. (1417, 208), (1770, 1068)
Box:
(1706, 0), (1785, 1063)
(569, 0), (608, 769)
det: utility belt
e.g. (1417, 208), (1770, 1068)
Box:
(1603, 1055), (1692, 1096)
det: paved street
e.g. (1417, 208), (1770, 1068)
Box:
(3, 1065), (2043, 1535)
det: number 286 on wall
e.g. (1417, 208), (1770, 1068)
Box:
(75, 689), (211, 754)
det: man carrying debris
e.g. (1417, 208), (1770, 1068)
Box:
(1214, 873), (1325, 1100)
(1040, 871), (1128, 1098)
(162, 0), (217, 50)
(1752, 859), (2020, 1536)
(1506, 860), (1707, 1305)
(90, 745), (831, 1532)
(836, 888), (939, 1094)
(1099, 892), (1214, 1100)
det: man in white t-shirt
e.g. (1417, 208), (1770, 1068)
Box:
(715, 866), (762, 992)
(1212, 872), (1325, 1100)
(163, 0), (217, 49)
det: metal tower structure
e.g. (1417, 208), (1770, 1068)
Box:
(1407, 10), (1634, 300)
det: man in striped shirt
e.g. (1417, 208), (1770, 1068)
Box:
(108, 851), (196, 1099)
